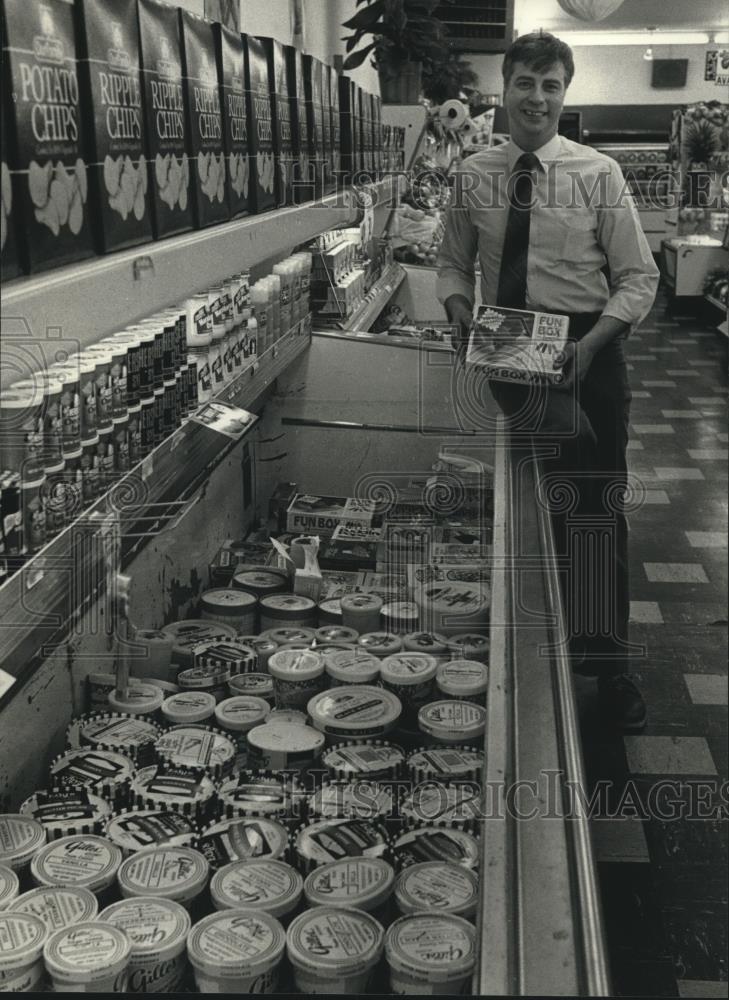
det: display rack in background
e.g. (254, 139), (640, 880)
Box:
(592, 143), (674, 254)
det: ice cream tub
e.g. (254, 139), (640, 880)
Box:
(322, 741), (405, 781)
(117, 846), (209, 909)
(394, 861), (478, 919)
(307, 686), (401, 741)
(324, 648), (381, 686)
(187, 909), (285, 993)
(0, 911), (48, 992)
(198, 817), (290, 871)
(384, 913), (476, 994)
(30, 834), (122, 901)
(417, 701), (486, 745)
(0, 814), (46, 873)
(227, 672), (275, 704)
(12, 885), (99, 931)
(286, 905), (384, 993)
(0, 865), (20, 911)
(268, 649), (325, 710)
(162, 691), (217, 725)
(43, 920), (131, 992)
(104, 810), (198, 855)
(435, 660), (488, 702)
(210, 859), (303, 921)
(99, 897), (190, 994)
(247, 723), (324, 773)
(303, 857), (394, 919)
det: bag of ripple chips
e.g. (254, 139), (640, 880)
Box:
(213, 22), (249, 219)
(1, 72), (21, 278)
(329, 64), (341, 183)
(137, 0), (193, 239)
(260, 36), (293, 209)
(75, 0), (152, 253)
(285, 44), (310, 205)
(2, 0), (95, 273)
(180, 9), (229, 229)
(243, 34), (274, 214)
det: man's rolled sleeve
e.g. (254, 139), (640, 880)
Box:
(436, 171), (478, 307)
(598, 161), (660, 329)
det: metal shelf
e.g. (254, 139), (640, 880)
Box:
(314, 262), (406, 333)
(706, 293), (727, 312)
(0, 177), (399, 390)
(0, 327), (310, 705)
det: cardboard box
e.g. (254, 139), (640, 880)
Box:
(320, 62), (333, 194)
(2, 0), (95, 272)
(213, 23), (250, 219)
(319, 538), (378, 572)
(243, 34), (275, 214)
(180, 10), (229, 228)
(332, 521), (384, 544)
(466, 306), (570, 385)
(329, 65), (341, 182)
(303, 54), (324, 200)
(338, 74), (358, 183)
(138, 0), (193, 239)
(75, 0), (152, 254)
(1, 72), (21, 278)
(320, 570), (366, 600)
(286, 494), (376, 536)
(260, 37), (293, 208)
(284, 45), (309, 205)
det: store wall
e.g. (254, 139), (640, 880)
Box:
(469, 44), (721, 106)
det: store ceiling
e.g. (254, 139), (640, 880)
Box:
(516, 0), (729, 32)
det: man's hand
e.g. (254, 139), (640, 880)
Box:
(444, 295), (474, 365)
(553, 339), (596, 390)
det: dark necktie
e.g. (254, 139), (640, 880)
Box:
(496, 152), (541, 309)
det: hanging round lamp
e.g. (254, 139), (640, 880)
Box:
(556, 0), (626, 21)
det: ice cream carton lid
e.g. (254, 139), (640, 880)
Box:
(268, 649), (323, 681)
(260, 594), (316, 615)
(43, 921), (131, 984)
(403, 631), (449, 654)
(314, 626), (359, 644)
(107, 684), (164, 716)
(385, 913), (476, 982)
(12, 886), (99, 930)
(407, 747), (484, 783)
(216, 771), (297, 820)
(307, 781), (395, 821)
(117, 845), (209, 902)
(200, 589), (257, 614)
(339, 593), (382, 612)
(389, 824), (480, 871)
(357, 631), (402, 655)
(380, 653), (438, 686)
(20, 790), (112, 837)
(31, 834), (122, 891)
(71, 713), (162, 755)
(210, 859), (303, 918)
(322, 742), (405, 780)
(324, 649), (381, 684)
(0, 911), (47, 971)
(130, 765), (216, 814)
(307, 686), (401, 737)
(104, 811), (198, 854)
(215, 696), (271, 733)
(99, 897), (190, 960)
(154, 726), (236, 776)
(418, 700), (486, 741)
(394, 861), (478, 916)
(0, 815), (46, 870)
(294, 818), (389, 870)
(187, 909), (285, 978)
(162, 692), (217, 725)
(446, 633), (489, 661)
(0, 865), (19, 911)
(198, 817), (290, 870)
(227, 673), (274, 698)
(262, 627), (316, 647)
(247, 723), (324, 756)
(265, 708), (308, 727)
(436, 660), (488, 696)
(232, 568), (289, 595)
(400, 782), (482, 829)
(304, 857), (394, 912)
(49, 749), (136, 793)
(287, 906), (384, 976)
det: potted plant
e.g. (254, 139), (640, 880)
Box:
(342, 0), (450, 104)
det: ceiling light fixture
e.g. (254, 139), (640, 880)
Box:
(553, 30), (726, 46)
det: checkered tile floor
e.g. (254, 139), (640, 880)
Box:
(576, 284), (728, 997)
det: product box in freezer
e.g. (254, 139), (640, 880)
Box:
(1, 71), (21, 278)
(466, 306), (570, 384)
(284, 44), (309, 205)
(213, 23), (249, 219)
(260, 37), (294, 208)
(137, 0), (193, 239)
(180, 10), (229, 229)
(286, 494), (377, 536)
(2, 0), (95, 272)
(75, 0), (152, 254)
(243, 34), (275, 214)
(303, 54), (324, 200)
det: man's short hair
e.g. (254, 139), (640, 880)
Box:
(502, 31), (575, 88)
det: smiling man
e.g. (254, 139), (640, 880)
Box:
(437, 31), (659, 731)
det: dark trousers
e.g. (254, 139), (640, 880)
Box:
(489, 312), (632, 677)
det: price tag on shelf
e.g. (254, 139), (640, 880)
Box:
(25, 567), (44, 591)
(188, 401), (259, 442)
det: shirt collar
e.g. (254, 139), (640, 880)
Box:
(506, 133), (564, 172)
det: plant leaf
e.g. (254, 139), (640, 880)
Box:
(343, 42), (376, 70)
(341, 2), (386, 31)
